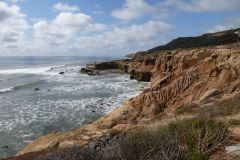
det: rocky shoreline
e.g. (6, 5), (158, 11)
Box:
(80, 59), (153, 82)
(2, 28), (240, 159)
(11, 43), (239, 158)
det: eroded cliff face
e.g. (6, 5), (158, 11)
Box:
(126, 47), (240, 119)
(18, 45), (240, 156)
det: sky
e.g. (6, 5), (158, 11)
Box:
(0, 0), (239, 57)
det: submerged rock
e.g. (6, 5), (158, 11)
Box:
(2, 145), (8, 149)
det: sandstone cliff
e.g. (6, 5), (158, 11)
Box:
(16, 43), (240, 157)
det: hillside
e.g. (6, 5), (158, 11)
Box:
(148, 28), (240, 52)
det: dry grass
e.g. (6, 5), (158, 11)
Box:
(199, 95), (240, 117)
(175, 94), (240, 117)
(118, 114), (229, 160)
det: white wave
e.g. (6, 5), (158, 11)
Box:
(0, 65), (64, 75)
(0, 87), (14, 93)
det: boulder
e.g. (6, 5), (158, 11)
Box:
(2, 145), (8, 149)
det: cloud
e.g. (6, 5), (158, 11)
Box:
(208, 17), (240, 33)
(165, 0), (240, 12)
(33, 12), (106, 40)
(79, 20), (174, 54)
(111, 0), (240, 21)
(0, 1), (25, 21)
(31, 12), (108, 55)
(96, 21), (174, 46)
(0, 1), (175, 56)
(112, 0), (154, 20)
(0, 1), (28, 48)
(53, 3), (79, 12)
(32, 18), (174, 56)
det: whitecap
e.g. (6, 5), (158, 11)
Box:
(0, 87), (14, 93)
(0, 65), (64, 76)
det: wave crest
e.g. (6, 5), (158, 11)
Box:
(0, 65), (64, 75)
(0, 87), (14, 93)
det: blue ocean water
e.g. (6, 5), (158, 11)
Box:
(0, 57), (147, 158)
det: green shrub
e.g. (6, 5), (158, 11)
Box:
(119, 116), (229, 160)
(199, 95), (240, 117)
(175, 104), (199, 115)
(229, 119), (240, 126)
(168, 116), (229, 160)
(175, 94), (240, 117)
(175, 107), (187, 115)
(119, 128), (185, 160)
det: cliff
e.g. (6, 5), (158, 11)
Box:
(5, 28), (240, 159)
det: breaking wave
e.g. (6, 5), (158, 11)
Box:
(0, 65), (64, 76)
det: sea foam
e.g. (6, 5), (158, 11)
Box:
(0, 87), (14, 93)
(0, 65), (64, 75)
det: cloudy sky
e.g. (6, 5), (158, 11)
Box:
(0, 0), (240, 56)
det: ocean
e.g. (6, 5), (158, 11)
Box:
(0, 56), (147, 158)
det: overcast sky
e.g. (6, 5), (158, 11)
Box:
(0, 0), (240, 56)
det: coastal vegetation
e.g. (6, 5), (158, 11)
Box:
(119, 116), (229, 160)
(148, 28), (240, 52)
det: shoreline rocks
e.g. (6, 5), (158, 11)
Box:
(80, 59), (154, 82)
(80, 68), (100, 75)
(80, 60), (129, 76)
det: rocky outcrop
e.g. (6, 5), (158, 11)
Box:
(80, 68), (100, 75)
(80, 59), (154, 82)
(93, 61), (124, 70)
(80, 60), (129, 75)
(16, 43), (240, 157)
(129, 70), (152, 82)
